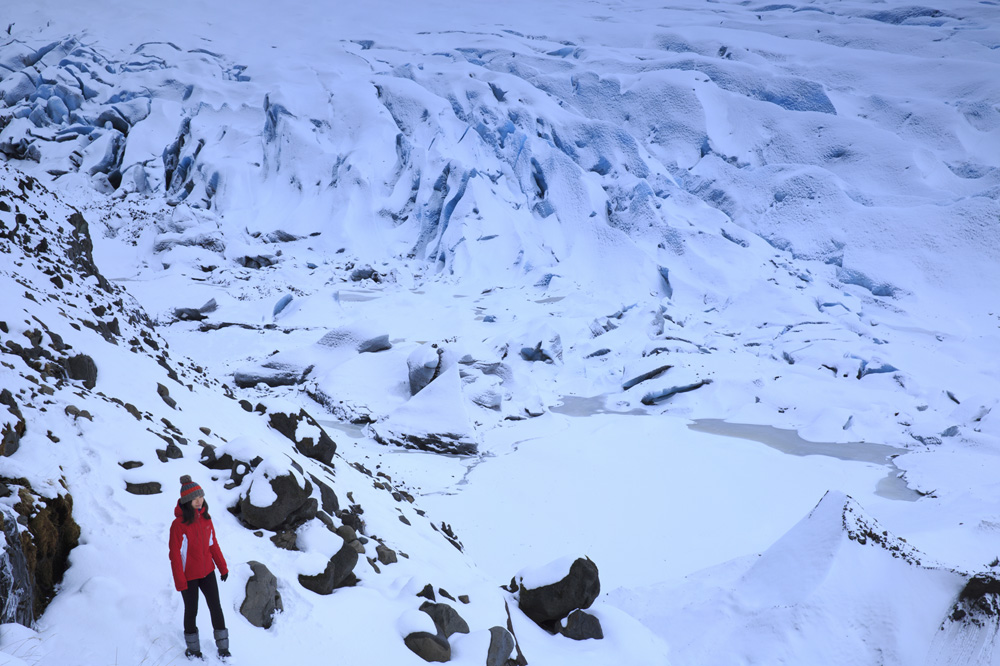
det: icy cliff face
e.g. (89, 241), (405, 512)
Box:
(5, 4), (998, 454)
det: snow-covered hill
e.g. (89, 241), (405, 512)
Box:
(2, 1), (1000, 664)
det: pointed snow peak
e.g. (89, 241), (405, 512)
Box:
(824, 491), (926, 567)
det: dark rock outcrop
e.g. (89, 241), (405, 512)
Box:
(517, 557), (601, 631)
(268, 409), (337, 465)
(65, 353), (98, 389)
(949, 573), (1000, 624)
(0, 389), (26, 457)
(1, 506), (33, 627)
(240, 560), (283, 629)
(4, 482), (81, 621)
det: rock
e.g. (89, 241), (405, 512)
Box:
(268, 409), (337, 465)
(0, 389), (26, 457)
(403, 632), (451, 663)
(336, 525), (358, 543)
(310, 475), (340, 514)
(486, 626), (515, 666)
(236, 254), (277, 269)
(65, 354), (98, 389)
(419, 601), (470, 639)
(173, 298), (218, 322)
(297, 540), (359, 595)
(270, 531), (297, 551)
(124, 481), (162, 495)
(18, 488), (80, 620)
(376, 544), (398, 565)
(239, 469), (315, 531)
(156, 383), (177, 409)
(560, 609), (604, 640)
(262, 230), (300, 243)
(948, 573), (1000, 623)
(240, 561), (283, 629)
(350, 264), (377, 281)
(517, 557), (600, 629)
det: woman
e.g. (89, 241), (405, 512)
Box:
(169, 475), (231, 660)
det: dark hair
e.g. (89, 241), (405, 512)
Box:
(179, 499), (211, 525)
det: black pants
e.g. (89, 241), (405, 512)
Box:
(181, 571), (227, 635)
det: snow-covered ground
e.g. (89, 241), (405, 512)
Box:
(2, 1), (1000, 664)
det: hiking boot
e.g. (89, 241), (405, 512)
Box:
(184, 632), (202, 660)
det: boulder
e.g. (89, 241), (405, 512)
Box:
(124, 481), (161, 495)
(486, 626), (515, 666)
(350, 264), (377, 281)
(239, 468), (315, 531)
(560, 609), (604, 640)
(240, 561), (283, 629)
(267, 409), (337, 465)
(376, 544), (398, 565)
(65, 354), (98, 389)
(403, 632), (451, 663)
(419, 601), (470, 639)
(298, 539), (359, 595)
(0, 389), (26, 457)
(517, 557), (600, 629)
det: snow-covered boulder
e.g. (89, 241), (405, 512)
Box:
(267, 408), (337, 465)
(238, 464), (316, 531)
(297, 538), (359, 595)
(516, 556), (601, 632)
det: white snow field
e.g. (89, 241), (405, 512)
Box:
(1, 0), (999, 665)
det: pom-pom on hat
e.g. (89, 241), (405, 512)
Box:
(179, 475), (205, 504)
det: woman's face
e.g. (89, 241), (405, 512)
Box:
(191, 496), (204, 510)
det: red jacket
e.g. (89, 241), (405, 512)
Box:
(169, 503), (228, 591)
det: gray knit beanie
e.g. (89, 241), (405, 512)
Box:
(179, 475), (205, 504)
